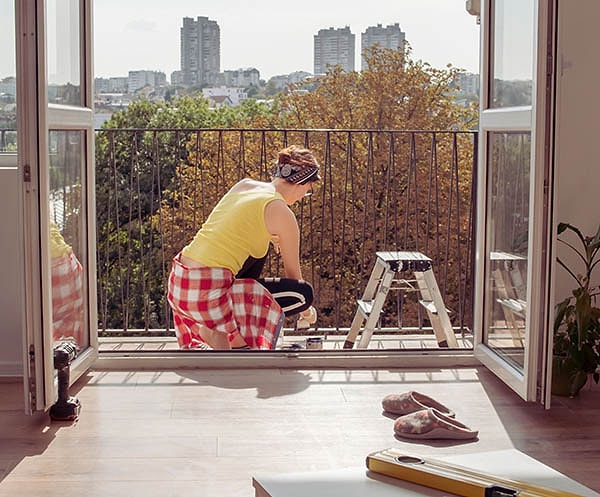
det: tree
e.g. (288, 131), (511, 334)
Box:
(153, 46), (478, 330)
(95, 96), (277, 330)
(274, 44), (477, 130)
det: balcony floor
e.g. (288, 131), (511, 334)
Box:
(97, 330), (476, 353)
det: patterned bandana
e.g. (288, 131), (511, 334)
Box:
(273, 163), (321, 184)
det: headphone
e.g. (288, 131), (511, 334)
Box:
(274, 163), (320, 184)
(279, 164), (293, 178)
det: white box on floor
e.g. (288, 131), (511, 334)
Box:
(253, 449), (599, 497)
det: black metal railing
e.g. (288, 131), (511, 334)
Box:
(0, 129), (17, 152)
(95, 128), (478, 338)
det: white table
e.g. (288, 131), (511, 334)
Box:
(253, 449), (599, 497)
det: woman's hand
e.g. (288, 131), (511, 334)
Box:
(297, 306), (317, 329)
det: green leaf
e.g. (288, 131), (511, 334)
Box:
(554, 297), (571, 333)
(574, 288), (592, 348)
(557, 222), (569, 235)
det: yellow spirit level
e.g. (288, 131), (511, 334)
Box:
(366, 448), (585, 497)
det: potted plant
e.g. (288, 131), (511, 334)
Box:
(552, 222), (600, 397)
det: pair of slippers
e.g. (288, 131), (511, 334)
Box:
(382, 391), (478, 440)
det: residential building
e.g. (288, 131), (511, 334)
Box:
(313, 26), (355, 75)
(0, 77), (17, 99)
(455, 71), (480, 95)
(97, 76), (128, 93)
(268, 71), (312, 90)
(202, 86), (248, 106)
(218, 68), (260, 87)
(180, 16), (220, 86)
(127, 70), (167, 94)
(361, 23), (406, 70)
(205, 94), (233, 108)
(170, 70), (184, 85)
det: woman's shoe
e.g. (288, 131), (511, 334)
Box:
(382, 391), (455, 417)
(393, 408), (478, 440)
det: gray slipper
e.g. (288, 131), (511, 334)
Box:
(382, 391), (455, 417)
(393, 408), (478, 440)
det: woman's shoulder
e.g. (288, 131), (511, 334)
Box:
(230, 178), (276, 195)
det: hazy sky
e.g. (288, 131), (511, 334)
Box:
(1, 0), (481, 81)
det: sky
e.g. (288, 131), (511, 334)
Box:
(1, 0), (481, 82)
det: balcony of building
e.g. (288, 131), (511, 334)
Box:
(89, 127), (489, 363)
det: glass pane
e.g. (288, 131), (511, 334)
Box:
(485, 132), (531, 370)
(0, 0), (17, 151)
(49, 130), (87, 351)
(490, 0), (534, 108)
(47, 0), (82, 105)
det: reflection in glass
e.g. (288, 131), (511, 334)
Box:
(485, 132), (531, 370)
(0, 0), (17, 151)
(47, 0), (81, 105)
(49, 130), (87, 350)
(491, 0), (534, 108)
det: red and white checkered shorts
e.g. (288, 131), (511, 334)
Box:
(51, 251), (84, 345)
(167, 254), (283, 350)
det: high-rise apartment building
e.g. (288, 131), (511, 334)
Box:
(313, 27), (355, 75)
(361, 23), (406, 70)
(180, 16), (220, 87)
(127, 70), (167, 93)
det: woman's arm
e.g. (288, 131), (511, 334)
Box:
(264, 199), (303, 280)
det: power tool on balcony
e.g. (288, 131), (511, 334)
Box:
(49, 341), (81, 421)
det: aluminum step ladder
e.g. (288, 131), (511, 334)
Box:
(343, 251), (459, 349)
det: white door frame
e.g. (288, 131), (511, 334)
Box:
(17, 0), (97, 413)
(474, 0), (555, 404)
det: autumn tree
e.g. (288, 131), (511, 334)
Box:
(155, 46), (478, 331)
(257, 45), (479, 329)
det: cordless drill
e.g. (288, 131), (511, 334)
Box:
(49, 341), (81, 421)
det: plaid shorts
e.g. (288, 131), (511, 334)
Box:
(51, 251), (84, 345)
(167, 254), (284, 350)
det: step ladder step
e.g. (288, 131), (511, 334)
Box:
(357, 299), (382, 317)
(419, 300), (437, 314)
(496, 298), (527, 314)
(377, 251), (432, 272)
(418, 300), (452, 315)
(391, 279), (417, 292)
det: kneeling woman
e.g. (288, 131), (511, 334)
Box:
(168, 145), (319, 350)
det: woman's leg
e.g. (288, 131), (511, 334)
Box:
(198, 325), (231, 349)
(228, 279), (285, 350)
(168, 256), (237, 350)
(236, 253), (314, 316)
(257, 278), (314, 316)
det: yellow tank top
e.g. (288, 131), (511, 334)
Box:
(182, 187), (284, 274)
(49, 221), (73, 258)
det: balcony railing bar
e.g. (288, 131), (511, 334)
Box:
(92, 128), (476, 343)
(0, 129), (17, 152)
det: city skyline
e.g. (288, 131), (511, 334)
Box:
(0, 0), (481, 82)
(91, 0), (480, 81)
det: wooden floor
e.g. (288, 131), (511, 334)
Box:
(0, 367), (599, 496)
